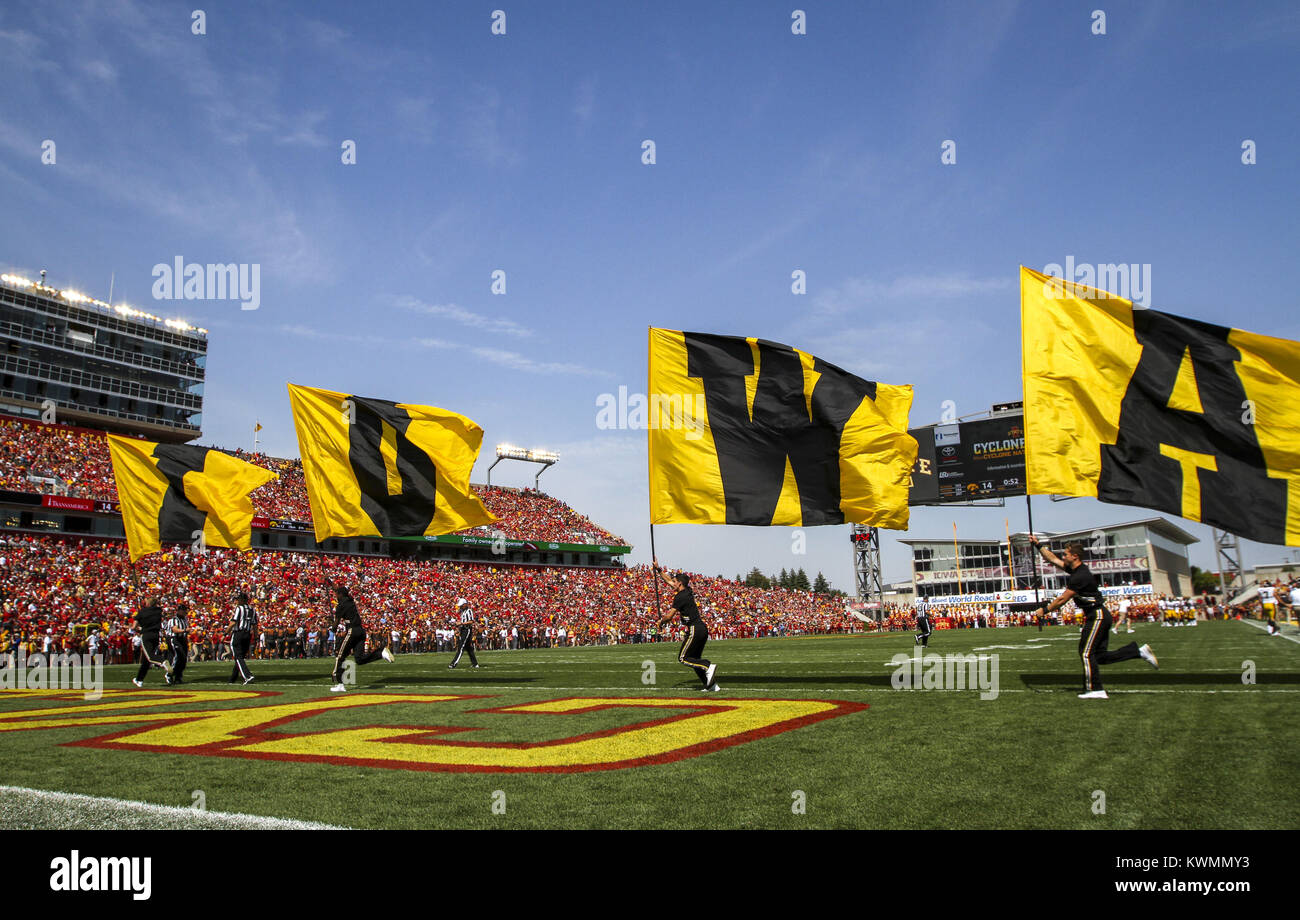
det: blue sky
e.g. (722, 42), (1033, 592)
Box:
(3, 0), (1299, 589)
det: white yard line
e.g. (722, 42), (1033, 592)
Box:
(0, 785), (346, 830)
(1238, 618), (1300, 646)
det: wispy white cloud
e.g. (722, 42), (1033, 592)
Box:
(277, 325), (604, 377)
(0, 0), (333, 281)
(470, 346), (607, 377)
(711, 212), (812, 275)
(796, 316), (957, 379)
(396, 296), (532, 338)
(279, 324), (454, 350)
(413, 337), (456, 350)
(277, 324), (393, 348)
(273, 110), (331, 148)
(78, 59), (117, 82)
(301, 18), (349, 49)
(812, 273), (1012, 317)
(0, 28), (53, 72)
(1212, 8), (1300, 50)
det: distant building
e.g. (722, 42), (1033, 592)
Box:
(0, 271), (206, 442)
(899, 517), (1199, 607)
(881, 580), (915, 606)
(1250, 562), (1300, 586)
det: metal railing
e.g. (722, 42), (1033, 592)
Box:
(0, 355), (202, 408)
(1, 320), (203, 380)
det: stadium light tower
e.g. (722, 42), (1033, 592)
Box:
(1212, 527), (1244, 600)
(852, 525), (884, 619)
(487, 443), (560, 490)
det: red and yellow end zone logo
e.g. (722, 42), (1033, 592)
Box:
(0, 690), (865, 773)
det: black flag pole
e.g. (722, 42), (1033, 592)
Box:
(649, 522), (663, 626)
(646, 324), (664, 634)
(1026, 493), (1041, 608)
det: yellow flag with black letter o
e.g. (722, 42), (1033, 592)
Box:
(106, 435), (277, 562)
(287, 383), (497, 541)
(1021, 265), (1300, 545)
(647, 328), (916, 528)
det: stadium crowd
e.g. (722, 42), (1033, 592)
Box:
(225, 449), (313, 521)
(2, 416), (1291, 672)
(2, 534), (1289, 669)
(473, 486), (622, 546)
(0, 534), (860, 666)
(0, 415), (624, 545)
(0, 417), (118, 500)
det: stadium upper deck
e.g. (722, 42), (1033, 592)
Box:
(0, 272), (206, 442)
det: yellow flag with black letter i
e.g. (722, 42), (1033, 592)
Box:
(107, 435), (277, 562)
(1021, 265), (1300, 545)
(287, 383), (497, 541)
(647, 328), (916, 528)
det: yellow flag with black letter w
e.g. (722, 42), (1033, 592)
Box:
(287, 383), (497, 541)
(1021, 265), (1300, 545)
(647, 328), (916, 528)
(106, 435), (277, 562)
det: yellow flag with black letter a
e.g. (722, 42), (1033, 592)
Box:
(287, 383), (497, 541)
(106, 435), (277, 562)
(647, 328), (916, 528)
(1021, 265), (1300, 545)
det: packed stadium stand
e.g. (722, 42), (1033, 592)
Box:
(1, 415), (1227, 667)
(0, 534), (859, 663)
(0, 414), (860, 656)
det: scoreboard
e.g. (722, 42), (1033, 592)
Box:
(907, 412), (1026, 504)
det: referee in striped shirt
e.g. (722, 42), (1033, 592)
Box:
(448, 598), (480, 669)
(914, 608), (933, 648)
(229, 591), (257, 685)
(163, 601), (190, 685)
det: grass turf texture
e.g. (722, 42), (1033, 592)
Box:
(1, 620), (1296, 829)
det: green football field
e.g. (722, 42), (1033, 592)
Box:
(2, 619), (1297, 829)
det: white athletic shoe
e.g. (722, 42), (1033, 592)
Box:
(709, 683), (721, 692)
(243, 675), (256, 685)
(704, 663), (717, 687)
(381, 646), (395, 663)
(1139, 644), (1158, 669)
(1078, 690), (1109, 699)
(329, 683), (347, 692)
(1126, 629), (1135, 634)
(132, 678), (143, 688)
